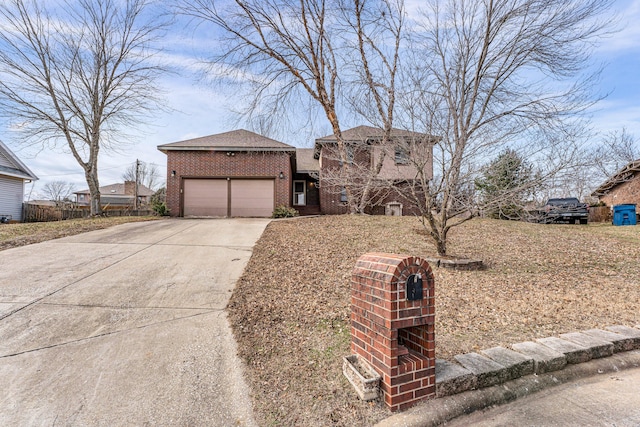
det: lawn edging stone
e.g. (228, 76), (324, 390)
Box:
(582, 329), (636, 353)
(535, 336), (592, 364)
(435, 359), (476, 397)
(453, 353), (508, 388)
(510, 341), (567, 373)
(432, 325), (640, 399)
(606, 325), (640, 349)
(559, 332), (614, 359)
(480, 346), (534, 380)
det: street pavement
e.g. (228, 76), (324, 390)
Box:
(0, 218), (269, 426)
(444, 364), (640, 426)
(376, 351), (640, 427)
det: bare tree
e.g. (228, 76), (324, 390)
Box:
(0, 0), (168, 215)
(122, 161), (162, 191)
(593, 128), (638, 179)
(175, 0), (405, 213)
(397, 0), (614, 256)
(41, 180), (75, 204)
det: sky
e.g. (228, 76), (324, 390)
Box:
(2, 0), (640, 200)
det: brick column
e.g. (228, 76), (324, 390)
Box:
(350, 253), (435, 412)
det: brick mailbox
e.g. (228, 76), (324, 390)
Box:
(349, 253), (435, 411)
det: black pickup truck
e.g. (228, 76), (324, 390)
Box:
(541, 198), (589, 224)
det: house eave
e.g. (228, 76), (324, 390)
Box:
(0, 167), (38, 181)
(158, 145), (295, 153)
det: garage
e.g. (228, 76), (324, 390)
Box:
(183, 178), (274, 217)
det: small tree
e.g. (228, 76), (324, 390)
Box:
(475, 149), (537, 220)
(41, 180), (75, 205)
(122, 161), (162, 191)
(150, 187), (168, 215)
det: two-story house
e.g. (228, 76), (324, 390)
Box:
(158, 126), (433, 217)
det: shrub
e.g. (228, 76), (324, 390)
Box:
(152, 202), (169, 216)
(272, 205), (299, 218)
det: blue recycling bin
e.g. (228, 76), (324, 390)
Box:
(613, 204), (637, 226)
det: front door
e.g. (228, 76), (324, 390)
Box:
(293, 180), (306, 206)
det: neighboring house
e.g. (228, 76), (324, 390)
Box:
(74, 181), (155, 207)
(592, 159), (640, 213)
(0, 140), (38, 222)
(158, 127), (433, 218)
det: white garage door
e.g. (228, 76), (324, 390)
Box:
(183, 179), (275, 217)
(183, 179), (227, 217)
(231, 180), (275, 217)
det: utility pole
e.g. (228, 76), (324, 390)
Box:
(134, 159), (140, 210)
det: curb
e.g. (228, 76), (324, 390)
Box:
(375, 350), (640, 427)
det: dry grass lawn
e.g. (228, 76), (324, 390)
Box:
(227, 216), (640, 427)
(0, 216), (159, 251)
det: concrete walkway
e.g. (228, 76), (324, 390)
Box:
(0, 218), (270, 426)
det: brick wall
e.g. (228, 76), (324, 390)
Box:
(600, 174), (640, 213)
(351, 253), (436, 412)
(165, 150), (292, 216)
(318, 145), (424, 216)
(319, 148), (350, 214)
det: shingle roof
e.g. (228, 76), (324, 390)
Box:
(592, 159), (640, 197)
(315, 125), (433, 143)
(74, 182), (155, 196)
(0, 140), (38, 181)
(157, 129), (295, 152)
(295, 148), (319, 173)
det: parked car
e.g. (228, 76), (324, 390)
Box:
(540, 198), (589, 224)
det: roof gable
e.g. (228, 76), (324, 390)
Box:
(592, 159), (640, 196)
(157, 129), (295, 152)
(315, 125), (433, 143)
(0, 140), (38, 181)
(313, 125), (436, 159)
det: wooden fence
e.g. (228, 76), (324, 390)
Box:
(23, 204), (154, 223)
(588, 206), (612, 223)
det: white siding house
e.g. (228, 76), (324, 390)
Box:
(0, 141), (38, 222)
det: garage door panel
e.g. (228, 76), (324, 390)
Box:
(230, 180), (274, 217)
(183, 179), (228, 217)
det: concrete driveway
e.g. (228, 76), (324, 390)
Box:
(0, 218), (270, 426)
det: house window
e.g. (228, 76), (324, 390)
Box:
(395, 146), (409, 164)
(340, 187), (348, 203)
(293, 180), (306, 206)
(339, 145), (355, 167)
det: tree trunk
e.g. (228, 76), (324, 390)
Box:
(85, 168), (101, 216)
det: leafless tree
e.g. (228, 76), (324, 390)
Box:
(396, 0), (614, 256)
(175, 0), (405, 213)
(593, 128), (638, 179)
(0, 0), (168, 215)
(122, 161), (162, 191)
(41, 180), (75, 204)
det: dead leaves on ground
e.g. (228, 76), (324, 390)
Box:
(227, 216), (640, 427)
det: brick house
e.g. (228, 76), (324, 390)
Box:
(158, 127), (433, 218)
(592, 159), (640, 213)
(314, 125), (433, 215)
(0, 140), (38, 222)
